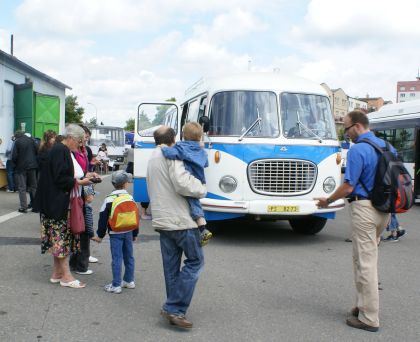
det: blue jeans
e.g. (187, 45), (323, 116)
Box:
(386, 213), (399, 232)
(159, 229), (204, 316)
(6, 160), (15, 191)
(109, 232), (135, 287)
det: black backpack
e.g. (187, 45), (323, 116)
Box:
(357, 138), (414, 213)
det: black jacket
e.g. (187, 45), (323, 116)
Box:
(12, 134), (38, 172)
(34, 142), (75, 220)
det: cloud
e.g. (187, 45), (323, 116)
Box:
(293, 0), (420, 44)
(15, 0), (268, 36)
(282, 0), (420, 102)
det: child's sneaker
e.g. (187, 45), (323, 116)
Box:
(200, 228), (213, 246)
(104, 283), (122, 294)
(122, 281), (136, 289)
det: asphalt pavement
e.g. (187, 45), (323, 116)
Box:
(0, 178), (419, 342)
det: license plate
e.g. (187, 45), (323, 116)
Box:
(267, 205), (300, 213)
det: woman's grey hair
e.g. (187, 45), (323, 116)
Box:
(65, 124), (85, 141)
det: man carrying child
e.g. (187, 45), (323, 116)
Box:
(147, 126), (207, 329)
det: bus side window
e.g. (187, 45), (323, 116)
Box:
(198, 96), (207, 120)
(180, 104), (189, 139)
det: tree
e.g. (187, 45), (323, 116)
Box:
(124, 118), (135, 131)
(65, 95), (84, 123)
(84, 117), (97, 126)
(152, 97), (177, 126)
(138, 111), (152, 129)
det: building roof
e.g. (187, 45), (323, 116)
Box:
(0, 49), (71, 90)
(358, 97), (383, 101)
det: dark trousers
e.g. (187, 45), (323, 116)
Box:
(15, 169), (37, 209)
(70, 232), (90, 272)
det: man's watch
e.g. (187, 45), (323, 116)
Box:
(326, 198), (334, 204)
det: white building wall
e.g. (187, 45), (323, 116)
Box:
(348, 97), (368, 112)
(398, 91), (420, 103)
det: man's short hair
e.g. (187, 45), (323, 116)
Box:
(183, 122), (203, 141)
(347, 110), (369, 128)
(153, 126), (176, 145)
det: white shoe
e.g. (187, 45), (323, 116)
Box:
(122, 281), (136, 289)
(104, 283), (122, 294)
(89, 256), (98, 263)
(75, 269), (93, 275)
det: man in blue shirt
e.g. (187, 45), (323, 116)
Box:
(316, 111), (390, 332)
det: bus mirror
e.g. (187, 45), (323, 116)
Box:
(199, 116), (210, 133)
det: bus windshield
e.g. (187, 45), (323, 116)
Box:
(90, 127), (125, 147)
(208, 91), (279, 137)
(280, 93), (336, 140)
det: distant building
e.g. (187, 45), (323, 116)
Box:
(348, 96), (368, 112)
(321, 83), (348, 125)
(0, 48), (71, 162)
(357, 95), (386, 113)
(396, 76), (420, 103)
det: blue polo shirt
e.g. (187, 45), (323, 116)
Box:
(344, 131), (392, 197)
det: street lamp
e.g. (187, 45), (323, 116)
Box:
(87, 102), (97, 125)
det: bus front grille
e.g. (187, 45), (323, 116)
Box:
(248, 159), (317, 195)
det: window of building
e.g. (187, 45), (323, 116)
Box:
(400, 93), (406, 97)
(400, 87), (406, 91)
(410, 87), (415, 90)
(410, 93), (416, 97)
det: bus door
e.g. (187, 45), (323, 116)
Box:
(133, 102), (179, 203)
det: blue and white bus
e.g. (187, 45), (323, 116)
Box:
(133, 73), (345, 234)
(369, 100), (420, 203)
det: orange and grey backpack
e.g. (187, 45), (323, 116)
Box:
(107, 193), (140, 232)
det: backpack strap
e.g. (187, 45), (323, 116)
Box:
(354, 138), (388, 197)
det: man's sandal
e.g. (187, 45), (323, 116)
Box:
(60, 279), (86, 288)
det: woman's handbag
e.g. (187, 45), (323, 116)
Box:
(68, 182), (85, 235)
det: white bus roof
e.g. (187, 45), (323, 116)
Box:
(369, 99), (420, 123)
(183, 72), (328, 101)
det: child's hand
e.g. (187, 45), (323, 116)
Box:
(85, 194), (94, 203)
(91, 236), (102, 243)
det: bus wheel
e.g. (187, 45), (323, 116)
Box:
(289, 217), (327, 235)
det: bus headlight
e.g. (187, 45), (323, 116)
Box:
(219, 176), (237, 193)
(323, 177), (336, 194)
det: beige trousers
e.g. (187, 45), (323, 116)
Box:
(350, 200), (389, 327)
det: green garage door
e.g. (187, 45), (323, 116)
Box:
(33, 93), (60, 138)
(14, 83), (33, 133)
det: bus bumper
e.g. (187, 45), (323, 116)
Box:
(201, 198), (345, 216)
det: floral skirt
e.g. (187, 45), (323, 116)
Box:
(41, 214), (80, 257)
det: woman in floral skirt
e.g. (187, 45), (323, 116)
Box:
(34, 124), (97, 288)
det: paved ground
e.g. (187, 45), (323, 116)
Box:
(0, 178), (419, 342)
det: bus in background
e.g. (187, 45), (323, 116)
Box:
(88, 125), (126, 170)
(134, 73), (345, 235)
(369, 99), (420, 203)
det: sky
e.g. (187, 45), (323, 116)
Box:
(1, 0), (419, 126)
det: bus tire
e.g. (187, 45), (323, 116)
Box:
(289, 217), (327, 235)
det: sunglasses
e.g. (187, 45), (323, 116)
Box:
(344, 123), (356, 133)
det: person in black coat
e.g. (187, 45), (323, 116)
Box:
(12, 131), (38, 213)
(34, 124), (97, 289)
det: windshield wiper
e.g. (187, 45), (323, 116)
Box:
(238, 117), (262, 141)
(295, 110), (323, 143)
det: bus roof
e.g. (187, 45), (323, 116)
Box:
(183, 72), (328, 101)
(369, 99), (420, 123)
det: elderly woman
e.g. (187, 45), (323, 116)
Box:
(34, 124), (96, 288)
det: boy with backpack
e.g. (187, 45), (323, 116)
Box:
(96, 170), (139, 294)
